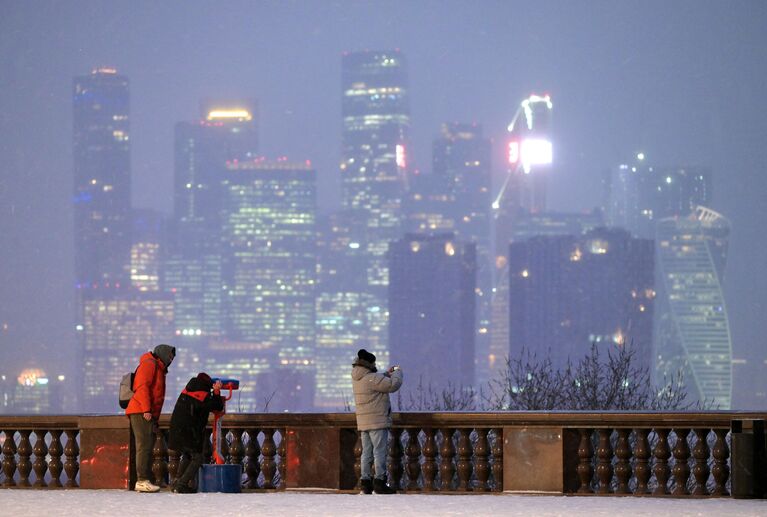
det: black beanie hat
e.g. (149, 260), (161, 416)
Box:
(357, 349), (376, 363)
(196, 372), (212, 384)
(153, 344), (176, 366)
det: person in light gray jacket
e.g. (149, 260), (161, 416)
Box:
(351, 348), (403, 494)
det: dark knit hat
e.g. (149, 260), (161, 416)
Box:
(153, 344), (176, 366)
(196, 372), (212, 384)
(357, 349), (376, 363)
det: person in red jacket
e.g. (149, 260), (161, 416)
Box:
(125, 344), (175, 493)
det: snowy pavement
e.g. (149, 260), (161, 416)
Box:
(2, 490), (767, 517)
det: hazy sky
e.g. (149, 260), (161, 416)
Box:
(1, 1), (766, 404)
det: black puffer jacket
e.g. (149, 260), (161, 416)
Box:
(168, 377), (224, 453)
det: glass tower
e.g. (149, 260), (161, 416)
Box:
(73, 68), (132, 287)
(338, 50), (411, 366)
(431, 122), (492, 382)
(221, 160), (316, 411)
(73, 67), (131, 412)
(605, 155), (712, 239)
(166, 101), (258, 345)
(654, 206), (732, 408)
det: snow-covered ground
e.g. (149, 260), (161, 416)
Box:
(2, 490), (767, 517)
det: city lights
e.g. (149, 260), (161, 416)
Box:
(206, 109), (253, 121)
(396, 144), (406, 168)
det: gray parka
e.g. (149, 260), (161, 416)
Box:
(351, 359), (403, 431)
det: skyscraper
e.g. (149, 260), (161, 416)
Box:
(508, 227), (654, 371)
(339, 50), (411, 365)
(73, 67), (132, 287)
(604, 154), (712, 239)
(314, 210), (375, 409)
(220, 159), (316, 410)
(432, 122), (492, 382)
(73, 67), (132, 412)
(389, 233), (476, 391)
(489, 211), (604, 373)
(166, 101), (258, 346)
(654, 207), (733, 408)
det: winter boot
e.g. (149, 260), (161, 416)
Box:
(171, 482), (196, 494)
(373, 477), (396, 494)
(360, 478), (373, 495)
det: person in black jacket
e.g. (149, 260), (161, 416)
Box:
(168, 372), (224, 493)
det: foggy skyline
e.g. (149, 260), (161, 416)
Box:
(1, 1), (766, 408)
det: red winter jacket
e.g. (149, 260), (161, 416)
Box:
(125, 352), (167, 420)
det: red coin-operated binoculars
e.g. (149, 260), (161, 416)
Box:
(211, 378), (239, 465)
(199, 378), (241, 493)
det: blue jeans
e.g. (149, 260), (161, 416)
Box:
(360, 428), (388, 480)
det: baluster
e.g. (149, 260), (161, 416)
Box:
(167, 448), (180, 485)
(456, 429), (473, 491)
(260, 428), (277, 489)
(277, 428), (287, 490)
(203, 429), (213, 464)
(229, 429), (244, 467)
(244, 429), (261, 489)
(691, 428), (710, 495)
(671, 428), (690, 496)
(421, 428), (438, 491)
(63, 429), (79, 487)
(595, 429), (613, 494)
(387, 428), (403, 490)
(353, 432), (363, 490)
(48, 430), (64, 488)
(151, 430), (168, 486)
(652, 428), (671, 495)
(632, 428), (651, 494)
(576, 429), (594, 493)
(32, 430), (49, 487)
(220, 429), (231, 462)
(491, 428), (503, 492)
(17, 430), (32, 487)
(613, 429), (631, 494)
(711, 429), (729, 496)
(2, 430), (18, 487)
(473, 428), (490, 491)
(439, 428), (456, 491)
(405, 429), (421, 491)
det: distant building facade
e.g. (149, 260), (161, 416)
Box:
(165, 101), (258, 352)
(339, 50), (411, 366)
(604, 155), (711, 239)
(489, 211), (603, 374)
(73, 67), (132, 287)
(73, 68), (132, 412)
(508, 227), (654, 371)
(389, 233), (476, 390)
(220, 160), (317, 410)
(81, 289), (175, 411)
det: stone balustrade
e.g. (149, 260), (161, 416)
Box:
(0, 412), (764, 496)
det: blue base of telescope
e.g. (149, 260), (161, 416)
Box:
(198, 464), (242, 493)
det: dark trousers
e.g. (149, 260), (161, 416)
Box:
(129, 413), (155, 482)
(175, 450), (204, 488)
